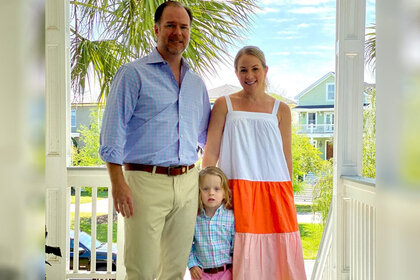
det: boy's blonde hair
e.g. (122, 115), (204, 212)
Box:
(198, 166), (232, 213)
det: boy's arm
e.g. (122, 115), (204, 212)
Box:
(230, 214), (235, 256)
(188, 240), (203, 279)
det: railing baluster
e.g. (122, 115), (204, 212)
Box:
(91, 187), (97, 272)
(67, 168), (116, 279)
(107, 185), (114, 273)
(73, 187), (81, 273)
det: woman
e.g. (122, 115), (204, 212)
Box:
(202, 46), (306, 279)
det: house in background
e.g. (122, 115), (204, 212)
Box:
(208, 84), (296, 107)
(293, 72), (336, 160)
(71, 91), (102, 147)
(208, 84), (241, 106)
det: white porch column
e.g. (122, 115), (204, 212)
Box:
(334, 0), (366, 279)
(376, 1), (420, 279)
(45, 0), (70, 278)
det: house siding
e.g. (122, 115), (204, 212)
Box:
(294, 73), (335, 160)
(298, 75), (335, 106)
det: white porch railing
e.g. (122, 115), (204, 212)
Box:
(296, 124), (335, 135)
(312, 176), (376, 280)
(66, 167), (120, 280)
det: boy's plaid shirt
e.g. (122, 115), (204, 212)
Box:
(188, 205), (235, 269)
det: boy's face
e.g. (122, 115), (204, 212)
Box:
(200, 174), (225, 214)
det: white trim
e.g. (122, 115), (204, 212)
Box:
(292, 107), (334, 112)
(311, 139), (318, 148)
(45, 0), (70, 278)
(326, 82), (335, 101)
(294, 72), (335, 100)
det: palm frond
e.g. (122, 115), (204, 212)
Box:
(70, 0), (259, 101)
(365, 24), (376, 72)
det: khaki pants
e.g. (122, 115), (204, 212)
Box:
(123, 167), (198, 280)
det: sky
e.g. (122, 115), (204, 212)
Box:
(203, 0), (376, 100)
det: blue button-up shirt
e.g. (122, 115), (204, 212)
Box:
(188, 205), (235, 269)
(99, 48), (211, 166)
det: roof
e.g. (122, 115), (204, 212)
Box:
(208, 84), (241, 99)
(294, 72), (335, 100)
(71, 89), (101, 105)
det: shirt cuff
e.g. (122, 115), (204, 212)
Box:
(99, 146), (124, 165)
(187, 253), (200, 269)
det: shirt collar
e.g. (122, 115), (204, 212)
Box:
(147, 48), (190, 71)
(200, 204), (225, 219)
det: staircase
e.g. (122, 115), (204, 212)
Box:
(294, 173), (316, 204)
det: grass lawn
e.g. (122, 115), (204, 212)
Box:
(70, 212), (118, 243)
(299, 223), (324, 259)
(70, 189), (108, 204)
(295, 204), (313, 213)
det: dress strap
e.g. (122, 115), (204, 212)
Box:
(272, 99), (281, 115)
(225, 95), (233, 112)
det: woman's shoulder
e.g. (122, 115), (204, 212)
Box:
(212, 96), (229, 114)
(276, 100), (291, 123)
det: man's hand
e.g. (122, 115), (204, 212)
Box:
(189, 266), (203, 280)
(106, 163), (134, 218)
(112, 180), (134, 218)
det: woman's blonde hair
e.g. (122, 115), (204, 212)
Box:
(198, 166), (232, 213)
(234, 45), (269, 90)
(234, 45), (267, 71)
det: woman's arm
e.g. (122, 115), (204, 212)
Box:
(278, 102), (293, 180)
(201, 97), (228, 167)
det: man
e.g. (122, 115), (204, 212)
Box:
(99, 1), (211, 279)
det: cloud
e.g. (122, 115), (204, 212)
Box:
(259, 0), (289, 5)
(267, 18), (295, 23)
(293, 0), (335, 5)
(276, 35), (304, 40)
(276, 30), (297, 35)
(256, 7), (280, 14)
(321, 22), (336, 33)
(289, 7), (335, 14)
(297, 23), (309, 28)
(273, 51), (291, 56)
(312, 45), (335, 51)
(296, 51), (325, 55)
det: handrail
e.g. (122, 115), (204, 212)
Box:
(66, 167), (116, 278)
(311, 175), (376, 280)
(311, 202), (334, 280)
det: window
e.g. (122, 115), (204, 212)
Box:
(326, 83), (335, 101)
(325, 113), (334, 131)
(308, 112), (316, 125)
(71, 110), (76, 128)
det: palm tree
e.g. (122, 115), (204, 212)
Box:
(365, 24), (376, 71)
(70, 0), (258, 102)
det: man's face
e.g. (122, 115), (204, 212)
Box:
(154, 6), (191, 58)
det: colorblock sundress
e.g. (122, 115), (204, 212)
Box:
(218, 96), (306, 280)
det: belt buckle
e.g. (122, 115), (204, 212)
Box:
(167, 166), (174, 176)
(167, 165), (180, 176)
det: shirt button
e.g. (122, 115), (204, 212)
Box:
(180, 115), (183, 119)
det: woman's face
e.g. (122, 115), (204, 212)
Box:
(235, 54), (268, 93)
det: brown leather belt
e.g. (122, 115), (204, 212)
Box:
(203, 263), (232, 274)
(124, 163), (195, 176)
